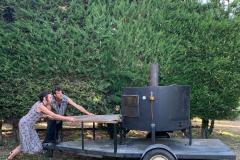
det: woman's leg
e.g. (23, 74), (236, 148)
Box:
(7, 145), (21, 160)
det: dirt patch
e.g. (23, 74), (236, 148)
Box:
(192, 119), (240, 160)
(212, 120), (240, 160)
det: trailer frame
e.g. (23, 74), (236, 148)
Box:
(43, 115), (236, 160)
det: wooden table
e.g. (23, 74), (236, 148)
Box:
(72, 114), (121, 154)
(74, 114), (121, 124)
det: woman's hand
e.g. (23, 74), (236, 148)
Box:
(87, 112), (95, 115)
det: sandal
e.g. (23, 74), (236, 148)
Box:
(6, 151), (13, 160)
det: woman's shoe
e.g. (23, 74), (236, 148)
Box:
(6, 151), (13, 160)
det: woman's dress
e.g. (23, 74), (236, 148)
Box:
(18, 101), (43, 154)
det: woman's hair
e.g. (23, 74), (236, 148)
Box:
(38, 91), (50, 102)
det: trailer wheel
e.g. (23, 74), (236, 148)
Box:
(143, 149), (176, 160)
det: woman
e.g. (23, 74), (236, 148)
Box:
(7, 91), (76, 160)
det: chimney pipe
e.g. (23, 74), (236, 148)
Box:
(149, 64), (159, 86)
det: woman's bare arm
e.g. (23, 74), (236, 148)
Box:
(38, 104), (75, 121)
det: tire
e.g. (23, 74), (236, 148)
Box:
(142, 149), (176, 160)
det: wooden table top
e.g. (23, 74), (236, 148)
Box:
(72, 114), (121, 124)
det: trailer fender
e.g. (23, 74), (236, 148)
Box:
(141, 144), (177, 160)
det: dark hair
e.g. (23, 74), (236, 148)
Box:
(38, 91), (50, 102)
(52, 85), (62, 94)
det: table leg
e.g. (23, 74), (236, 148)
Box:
(93, 122), (96, 140)
(81, 122), (84, 150)
(119, 123), (123, 144)
(114, 123), (117, 154)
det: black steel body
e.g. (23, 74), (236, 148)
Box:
(121, 85), (190, 132)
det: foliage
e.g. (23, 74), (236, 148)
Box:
(0, 0), (239, 125)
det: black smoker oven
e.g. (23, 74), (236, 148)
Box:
(121, 64), (192, 144)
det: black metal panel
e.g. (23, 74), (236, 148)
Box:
(121, 85), (190, 132)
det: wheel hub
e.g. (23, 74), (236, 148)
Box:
(150, 155), (169, 160)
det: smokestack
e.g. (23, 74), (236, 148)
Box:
(149, 64), (159, 86)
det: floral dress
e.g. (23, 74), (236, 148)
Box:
(18, 101), (43, 154)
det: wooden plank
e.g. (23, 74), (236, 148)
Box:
(66, 114), (121, 124)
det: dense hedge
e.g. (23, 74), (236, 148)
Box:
(0, 0), (239, 122)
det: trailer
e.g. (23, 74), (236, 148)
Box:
(44, 64), (236, 160)
(44, 115), (236, 160)
(55, 138), (235, 160)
